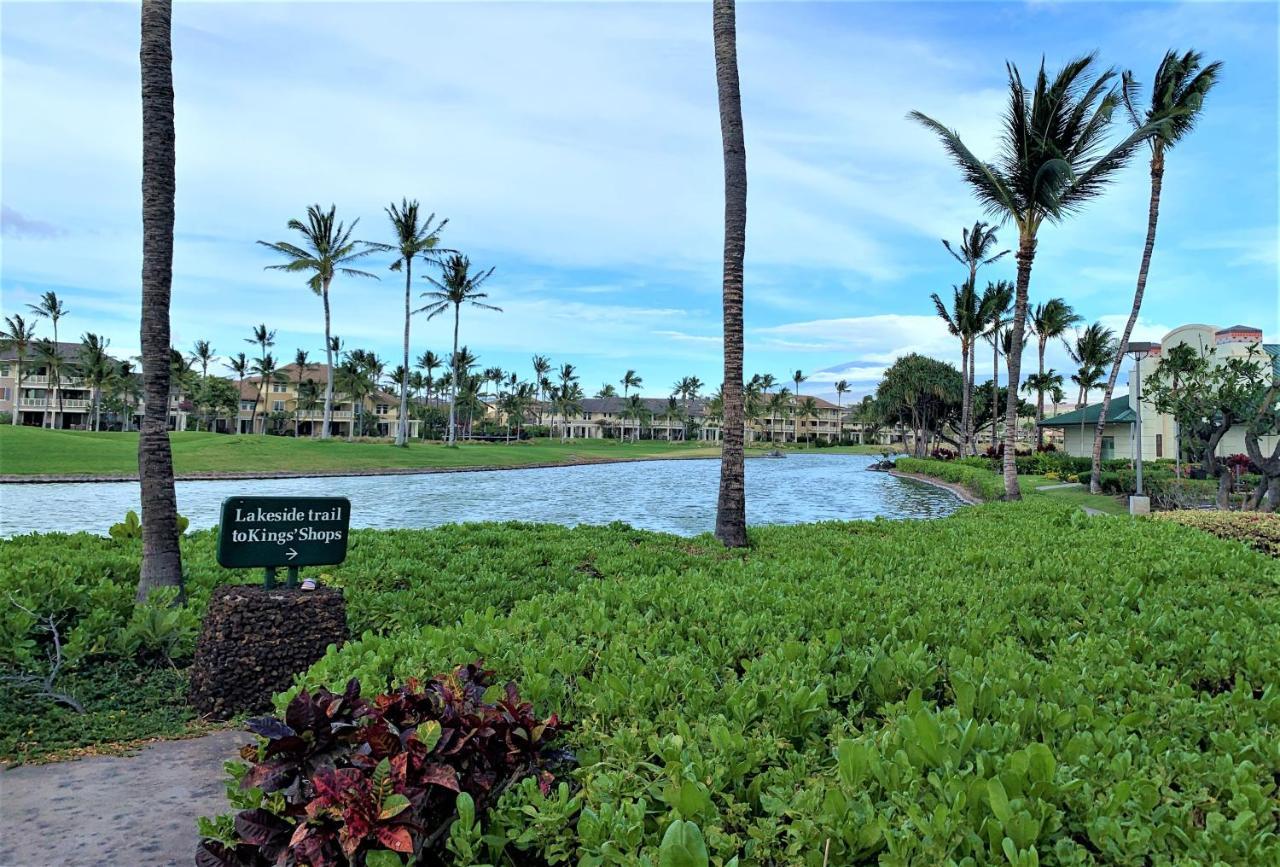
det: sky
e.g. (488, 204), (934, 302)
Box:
(2, 1), (1276, 402)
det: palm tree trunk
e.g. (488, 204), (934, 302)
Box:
(321, 280), (333, 439)
(1089, 149), (1164, 494)
(991, 340), (999, 455)
(1002, 235), (1036, 499)
(12, 365), (21, 426)
(136, 0), (183, 602)
(1035, 336), (1047, 448)
(959, 338), (970, 456)
(712, 0), (747, 548)
(448, 305), (460, 446)
(396, 257), (411, 447)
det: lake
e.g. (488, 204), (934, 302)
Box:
(0, 454), (961, 537)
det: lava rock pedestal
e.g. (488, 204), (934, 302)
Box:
(189, 584), (347, 720)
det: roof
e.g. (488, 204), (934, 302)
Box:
(1217, 325), (1263, 334)
(1039, 393), (1136, 427)
(579, 396), (710, 415)
(0, 340), (93, 363)
(1266, 345), (1280, 379)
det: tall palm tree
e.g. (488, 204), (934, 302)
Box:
(250, 352), (282, 434)
(912, 54), (1158, 497)
(258, 204), (378, 439)
(980, 281), (1014, 449)
(621, 369), (643, 400)
(374, 199), (449, 447)
(712, 0), (747, 547)
(448, 346), (479, 439)
(417, 350), (443, 410)
(767, 387), (790, 445)
(227, 352), (249, 434)
(1022, 369), (1064, 430)
(419, 254), (500, 446)
(624, 394), (649, 442)
(135, 0), (182, 600)
(244, 324), (275, 434)
(297, 379), (322, 438)
(1, 314), (37, 426)
(33, 340), (65, 429)
(26, 291), (69, 428)
(190, 339), (216, 378)
(1029, 298), (1082, 446)
(930, 280), (984, 455)
(1089, 50), (1222, 492)
(292, 348), (314, 435)
(1069, 322), (1116, 451)
(532, 354), (552, 424)
(112, 359), (143, 432)
(79, 333), (113, 431)
(596, 383), (617, 399)
(834, 379), (851, 443)
(797, 396), (819, 446)
(790, 370), (806, 443)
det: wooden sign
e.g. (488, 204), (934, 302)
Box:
(216, 496), (351, 570)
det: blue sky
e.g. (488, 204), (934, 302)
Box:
(2, 1), (1276, 401)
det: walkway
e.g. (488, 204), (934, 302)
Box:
(0, 731), (245, 867)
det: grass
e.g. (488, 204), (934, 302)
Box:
(0, 426), (897, 477)
(1018, 473), (1129, 515)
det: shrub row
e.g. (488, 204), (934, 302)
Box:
(1152, 510), (1280, 557)
(283, 503), (1279, 864)
(894, 457), (1006, 501)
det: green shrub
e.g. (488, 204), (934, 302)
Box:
(895, 457), (1005, 501)
(1152, 510), (1280, 556)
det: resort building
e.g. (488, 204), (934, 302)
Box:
(0, 341), (96, 428)
(1040, 324), (1279, 460)
(232, 364), (419, 438)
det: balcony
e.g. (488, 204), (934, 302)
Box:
(20, 375), (87, 388)
(20, 397), (90, 409)
(297, 409), (354, 420)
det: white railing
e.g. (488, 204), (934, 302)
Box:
(19, 398), (90, 409)
(20, 375), (87, 388)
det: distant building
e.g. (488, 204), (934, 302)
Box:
(1040, 324), (1279, 460)
(233, 364), (418, 438)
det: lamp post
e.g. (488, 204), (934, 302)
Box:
(1126, 342), (1155, 514)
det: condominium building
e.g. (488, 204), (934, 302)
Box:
(1041, 324), (1279, 460)
(233, 364), (419, 438)
(0, 341), (96, 428)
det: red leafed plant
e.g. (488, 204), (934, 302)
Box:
(196, 662), (570, 867)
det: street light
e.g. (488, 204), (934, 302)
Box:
(1126, 341), (1155, 514)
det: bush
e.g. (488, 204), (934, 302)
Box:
(1152, 510), (1280, 557)
(895, 457), (1005, 501)
(197, 662), (567, 867)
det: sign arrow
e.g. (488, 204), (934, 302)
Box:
(285, 548), (298, 560)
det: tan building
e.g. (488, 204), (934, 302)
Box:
(1041, 324), (1279, 461)
(0, 341), (98, 428)
(233, 363), (419, 438)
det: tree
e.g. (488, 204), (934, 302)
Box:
(243, 324), (275, 434)
(1029, 298), (1082, 446)
(555, 363), (578, 439)
(711, 0), (747, 547)
(624, 394), (649, 442)
(767, 387), (790, 445)
(250, 352), (282, 435)
(833, 379), (851, 443)
(797, 396), (819, 446)
(532, 354), (552, 424)
(258, 204), (378, 439)
(1242, 376), (1280, 511)
(790, 370), (806, 443)
(874, 354), (963, 456)
(417, 350), (443, 412)
(979, 280), (1013, 450)
(297, 379), (322, 438)
(136, 0), (182, 600)
(931, 280), (981, 454)
(79, 333), (114, 431)
(419, 254), (500, 446)
(621, 369), (643, 402)
(227, 352), (249, 433)
(912, 54), (1157, 497)
(26, 291), (69, 428)
(1, 314), (37, 426)
(596, 383), (617, 398)
(554, 382), (584, 443)
(291, 349), (314, 435)
(190, 339), (216, 378)
(374, 199), (449, 447)
(1089, 50), (1222, 493)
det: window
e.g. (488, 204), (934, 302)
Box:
(0, 364), (9, 377)
(272, 383), (289, 393)
(240, 400), (255, 411)
(272, 400), (285, 412)
(376, 404), (390, 415)
(1155, 434), (1163, 458)
(1101, 436), (1115, 460)
(0, 387), (10, 401)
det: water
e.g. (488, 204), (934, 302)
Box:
(0, 454), (961, 538)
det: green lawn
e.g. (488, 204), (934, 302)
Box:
(0, 427), (729, 477)
(1018, 473), (1129, 515)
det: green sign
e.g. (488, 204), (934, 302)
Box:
(216, 496), (351, 570)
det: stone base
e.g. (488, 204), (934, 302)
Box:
(189, 584), (346, 720)
(1129, 495), (1151, 516)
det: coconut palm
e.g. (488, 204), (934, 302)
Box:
(258, 204), (379, 439)
(532, 354), (552, 423)
(1, 314), (37, 426)
(416, 350), (443, 410)
(1089, 50), (1222, 492)
(227, 352), (249, 434)
(978, 280), (1014, 450)
(790, 370), (807, 442)
(373, 199), (449, 447)
(291, 349), (314, 435)
(930, 280), (985, 455)
(419, 254), (500, 445)
(912, 54), (1158, 497)
(26, 291), (69, 427)
(554, 382), (584, 443)
(243, 324), (275, 434)
(135, 0), (183, 599)
(834, 379), (851, 443)
(79, 333), (113, 431)
(250, 352), (282, 435)
(1069, 322), (1116, 450)
(190, 339), (216, 378)
(624, 394), (649, 442)
(797, 397), (819, 446)
(767, 387), (791, 445)
(712, 0), (747, 546)
(596, 383), (618, 399)
(1029, 298), (1082, 446)
(111, 360), (143, 431)
(297, 379), (321, 438)
(32, 339), (64, 429)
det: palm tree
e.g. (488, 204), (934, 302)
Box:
(711, 0), (747, 545)
(297, 379), (322, 438)
(682, 375), (703, 441)
(135, 0), (182, 600)
(930, 280), (985, 455)
(243, 324), (275, 434)
(1, 314), (37, 426)
(834, 379), (851, 443)
(258, 204), (378, 439)
(621, 369), (643, 400)
(554, 363), (578, 439)
(374, 199), (449, 447)
(1089, 50), (1222, 492)
(767, 387), (790, 445)
(26, 291), (69, 428)
(912, 54), (1158, 497)
(596, 383), (617, 399)
(624, 394), (649, 442)
(190, 339), (216, 378)
(554, 382), (584, 443)
(417, 350), (443, 411)
(419, 254), (500, 445)
(1069, 322), (1116, 451)
(227, 352), (249, 434)
(662, 396), (682, 440)
(790, 370), (806, 443)
(797, 396), (819, 446)
(1022, 368), (1064, 434)
(1029, 298), (1082, 446)
(531, 355), (552, 424)
(979, 280), (1013, 451)
(112, 360), (143, 431)
(250, 352), (282, 434)
(292, 349), (314, 435)
(32, 339), (64, 429)
(79, 333), (113, 431)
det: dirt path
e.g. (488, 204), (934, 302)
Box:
(0, 731), (247, 867)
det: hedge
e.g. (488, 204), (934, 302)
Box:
(895, 456), (1006, 501)
(1152, 510), (1280, 557)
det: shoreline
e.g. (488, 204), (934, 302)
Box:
(0, 451), (738, 485)
(888, 469), (983, 505)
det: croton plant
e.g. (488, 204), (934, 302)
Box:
(196, 662), (570, 867)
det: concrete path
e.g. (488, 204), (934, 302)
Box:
(1035, 482), (1086, 491)
(0, 731), (247, 867)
